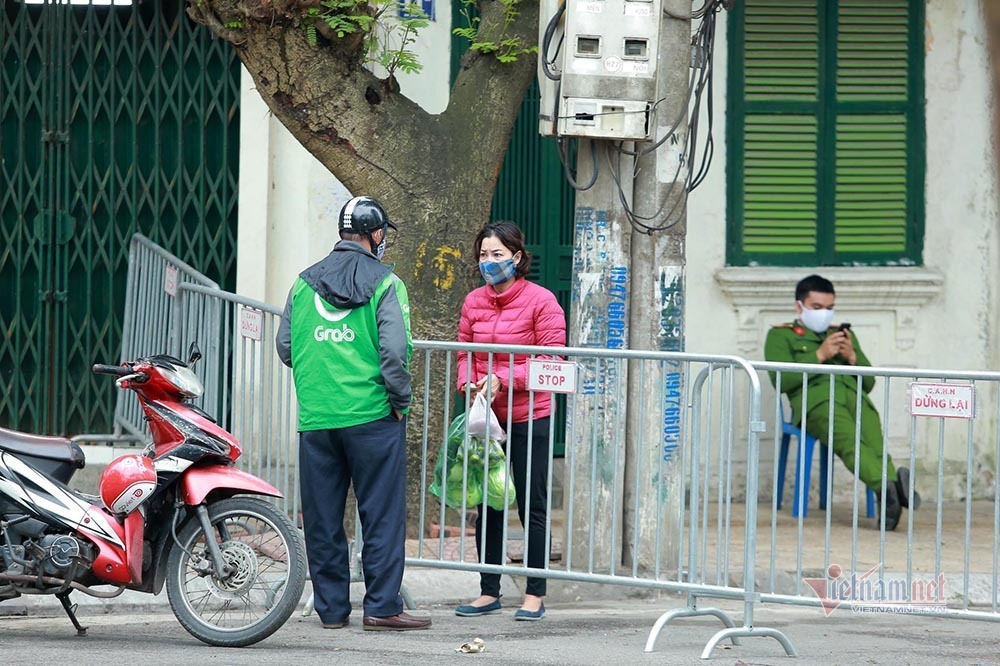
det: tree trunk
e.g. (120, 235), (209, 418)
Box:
(188, 0), (540, 532)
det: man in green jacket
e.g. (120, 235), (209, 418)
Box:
(764, 274), (920, 531)
(276, 196), (430, 631)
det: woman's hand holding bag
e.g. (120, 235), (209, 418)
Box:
(466, 391), (506, 443)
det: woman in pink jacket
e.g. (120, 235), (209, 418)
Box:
(454, 221), (566, 622)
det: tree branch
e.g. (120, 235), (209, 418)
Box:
(444, 0), (540, 198)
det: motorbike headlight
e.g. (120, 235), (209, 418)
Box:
(161, 365), (204, 398)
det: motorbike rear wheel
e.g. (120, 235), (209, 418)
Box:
(165, 496), (306, 647)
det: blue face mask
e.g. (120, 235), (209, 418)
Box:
(372, 225), (388, 261)
(479, 258), (518, 286)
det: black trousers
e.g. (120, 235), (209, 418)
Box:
(299, 414), (407, 624)
(475, 417), (550, 598)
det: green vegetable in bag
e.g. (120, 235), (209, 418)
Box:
(430, 411), (513, 510)
(485, 464), (516, 510)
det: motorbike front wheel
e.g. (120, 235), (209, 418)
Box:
(165, 496), (306, 647)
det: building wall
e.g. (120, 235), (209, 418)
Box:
(688, 4), (999, 497)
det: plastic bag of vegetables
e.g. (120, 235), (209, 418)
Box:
(429, 412), (516, 510)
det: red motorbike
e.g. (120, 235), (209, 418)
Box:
(0, 345), (306, 646)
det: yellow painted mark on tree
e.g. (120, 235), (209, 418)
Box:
(432, 246), (462, 290)
(415, 241), (428, 273)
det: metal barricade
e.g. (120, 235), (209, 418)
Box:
(119, 235), (220, 439)
(74, 234), (219, 458)
(105, 238), (1000, 658)
(155, 282), (786, 657)
(128, 271), (793, 657)
(409, 341), (793, 659)
(175, 283), (300, 519)
(746, 360), (1000, 626)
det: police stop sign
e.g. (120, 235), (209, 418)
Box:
(909, 382), (975, 419)
(528, 359), (578, 394)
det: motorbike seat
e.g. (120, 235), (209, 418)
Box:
(0, 427), (85, 470)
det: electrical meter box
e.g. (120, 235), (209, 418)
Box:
(547, 0), (663, 141)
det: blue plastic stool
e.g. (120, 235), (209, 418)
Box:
(776, 414), (876, 519)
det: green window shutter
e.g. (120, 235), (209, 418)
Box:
(837, 0), (909, 102)
(727, 0), (924, 267)
(833, 0), (914, 259)
(744, 1), (819, 103)
(835, 115), (907, 253)
(743, 115), (818, 255)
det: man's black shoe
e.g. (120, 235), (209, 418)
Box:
(895, 466), (921, 511)
(881, 481), (902, 531)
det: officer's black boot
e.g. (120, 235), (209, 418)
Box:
(881, 481), (902, 531)
(895, 466), (921, 511)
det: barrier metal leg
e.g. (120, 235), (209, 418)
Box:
(400, 584), (416, 611)
(644, 596), (741, 653)
(302, 591), (315, 617)
(700, 626), (797, 660)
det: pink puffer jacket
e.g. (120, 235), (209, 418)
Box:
(456, 278), (566, 424)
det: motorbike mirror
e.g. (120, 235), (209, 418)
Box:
(187, 341), (202, 367)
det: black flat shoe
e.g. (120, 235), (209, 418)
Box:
(881, 482), (902, 532)
(895, 467), (921, 511)
(455, 598), (502, 617)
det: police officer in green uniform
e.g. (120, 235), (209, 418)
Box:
(764, 275), (920, 531)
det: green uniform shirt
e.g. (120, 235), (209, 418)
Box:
(763, 322), (876, 425)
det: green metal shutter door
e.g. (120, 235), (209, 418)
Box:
(0, 3), (46, 430)
(1, 0), (239, 435)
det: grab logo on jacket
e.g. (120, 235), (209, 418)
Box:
(314, 324), (356, 343)
(315, 293), (351, 322)
(312, 293), (356, 341)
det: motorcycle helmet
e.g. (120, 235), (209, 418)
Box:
(100, 454), (157, 515)
(338, 196), (398, 234)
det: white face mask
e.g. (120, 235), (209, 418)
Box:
(798, 303), (835, 334)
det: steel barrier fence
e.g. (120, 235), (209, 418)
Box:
(406, 341), (793, 658)
(103, 244), (1000, 657)
(746, 361), (1000, 624)
(175, 283), (301, 520)
(149, 281), (795, 659)
(85, 234), (220, 445)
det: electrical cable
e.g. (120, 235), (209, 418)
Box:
(558, 137), (600, 191)
(605, 0), (725, 233)
(541, 2), (566, 81)
(548, 0), (727, 226)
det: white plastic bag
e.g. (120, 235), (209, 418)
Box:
(466, 392), (506, 443)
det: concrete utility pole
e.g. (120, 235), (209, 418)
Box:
(622, 0), (692, 572)
(565, 1), (692, 573)
(566, 141), (632, 572)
